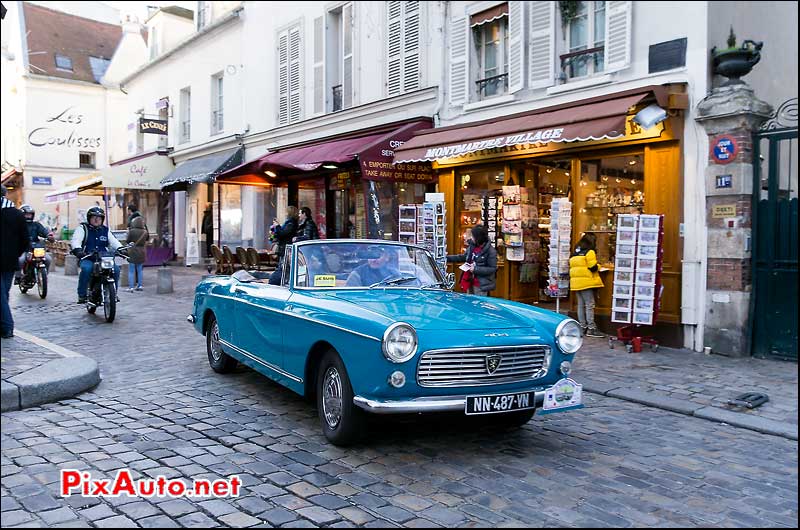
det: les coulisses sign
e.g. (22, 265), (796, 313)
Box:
(138, 118), (168, 136)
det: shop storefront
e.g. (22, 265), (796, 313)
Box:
(160, 147), (243, 262)
(216, 119), (436, 245)
(394, 86), (686, 340)
(44, 173), (105, 235)
(104, 152), (176, 265)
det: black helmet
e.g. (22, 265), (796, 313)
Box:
(20, 204), (35, 221)
(86, 206), (105, 221)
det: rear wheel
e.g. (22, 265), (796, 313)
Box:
(103, 282), (116, 323)
(206, 315), (237, 373)
(317, 350), (365, 446)
(37, 267), (47, 299)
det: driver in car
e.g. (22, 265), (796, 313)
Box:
(346, 247), (400, 287)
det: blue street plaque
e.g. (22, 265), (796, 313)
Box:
(716, 174), (732, 189)
(32, 176), (52, 186)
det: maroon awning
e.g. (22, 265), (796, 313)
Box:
(218, 119), (436, 184)
(393, 86), (667, 163)
(471, 3), (508, 27)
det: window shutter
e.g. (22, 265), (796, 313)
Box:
(313, 16), (324, 114)
(403, 1), (420, 93)
(387, 1), (402, 96)
(448, 14), (468, 105)
(278, 31), (289, 125)
(528, 1), (555, 89)
(343, 3), (354, 109)
(289, 26), (302, 123)
(507, 1), (524, 93)
(605, 0), (632, 72)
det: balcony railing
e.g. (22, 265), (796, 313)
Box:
(211, 110), (224, 133)
(332, 85), (343, 112)
(475, 73), (508, 99)
(559, 46), (605, 80)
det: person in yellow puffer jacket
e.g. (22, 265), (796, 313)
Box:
(569, 233), (604, 337)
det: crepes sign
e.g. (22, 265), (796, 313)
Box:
(139, 118), (168, 136)
(424, 127), (566, 159)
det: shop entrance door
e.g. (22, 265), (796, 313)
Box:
(751, 103), (797, 361)
(330, 189), (354, 238)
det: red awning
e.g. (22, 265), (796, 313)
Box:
(471, 3), (508, 27)
(217, 119), (436, 184)
(393, 86), (667, 163)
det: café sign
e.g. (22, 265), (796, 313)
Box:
(138, 118), (168, 136)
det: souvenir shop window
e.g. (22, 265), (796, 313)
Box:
(575, 154), (644, 266)
(252, 185), (280, 248)
(458, 166), (505, 248)
(364, 180), (427, 240)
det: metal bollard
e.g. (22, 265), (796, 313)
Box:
(157, 267), (173, 294)
(119, 263), (129, 287)
(64, 254), (78, 276)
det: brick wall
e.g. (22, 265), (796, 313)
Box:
(707, 258), (751, 291)
(706, 195), (753, 228)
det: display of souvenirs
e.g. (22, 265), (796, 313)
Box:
(398, 205), (418, 246)
(502, 185), (524, 261)
(611, 213), (665, 325)
(422, 194), (447, 273)
(546, 198), (571, 297)
(481, 195), (500, 249)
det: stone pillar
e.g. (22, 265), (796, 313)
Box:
(157, 267), (173, 294)
(63, 254), (78, 276)
(119, 263), (129, 288)
(696, 84), (772, 356)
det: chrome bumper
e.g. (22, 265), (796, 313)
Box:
(187, 314), (196, 324)
(353, 390), (547, 414)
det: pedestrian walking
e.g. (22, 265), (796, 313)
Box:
(447, 224), (497, 296)
(569, 233), (604, 337)
(125, 215), (149, 292)
(201, 203), (213, 257)
(1, 185), (31, 338)
(270, 206), (299, 260)
(127, 203), (142, 228)
(293, 206), (320, 242)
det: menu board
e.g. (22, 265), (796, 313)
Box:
(611, 214), (664, 325)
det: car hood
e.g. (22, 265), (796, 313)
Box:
(324, 289), (545, 331)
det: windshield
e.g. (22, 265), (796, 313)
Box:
(294, 242), (444, 289)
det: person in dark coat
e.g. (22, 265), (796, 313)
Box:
(127, 203), (142, 228)
(125, 216), (149, 291)
(1, 185), (31, 338)
(447, 224), (497, 296)
(201, 203), (213, 257)
(271, 205), (298, 260)
(293, 206), (320, 242)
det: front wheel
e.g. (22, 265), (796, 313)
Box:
(103, 282), (116, 323)
(37, 267), (48, 299)
(317, 351), (365, 446)
(206, 315), (237, 373)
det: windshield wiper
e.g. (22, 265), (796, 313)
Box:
(420, 281), (446, 290)
(369, 276), (418, 289)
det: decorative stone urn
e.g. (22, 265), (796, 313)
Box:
(711, 28), (763, 86)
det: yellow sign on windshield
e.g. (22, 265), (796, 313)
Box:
(314, 275), (336, 287)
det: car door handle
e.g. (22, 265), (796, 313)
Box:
(285, 304), (293, 311)
(234, 287), (246, 294)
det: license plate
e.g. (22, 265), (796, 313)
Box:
(465, 391), (536, 415)
(540, 378), (583, 414)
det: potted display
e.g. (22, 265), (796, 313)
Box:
(711, 27), (763, 86)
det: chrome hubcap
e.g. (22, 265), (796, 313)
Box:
(322, 367), (343, 429)
(210, 323), (222, 362)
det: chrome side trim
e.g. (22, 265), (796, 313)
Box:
(219, 339), (303, 384)
(206, 292), (381, 342)
(353, 390), (547, 414)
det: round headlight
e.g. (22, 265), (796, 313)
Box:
(556, 319), (583, 354)
(382, 322), (418, 363)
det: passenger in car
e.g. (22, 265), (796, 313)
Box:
(345, 247), (400, 287)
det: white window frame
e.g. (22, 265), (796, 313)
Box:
(180, 87), (191, 144)
(135, 109), (144, 154)
(79, 151), (95, 169)
(473, 16), (509, 100)
(197, 1), (210, 30)
(277, 22), (303, 125)
(563, 1), (606, 80)
(211, 73), (224, 135)
(386, 1), (421, 97)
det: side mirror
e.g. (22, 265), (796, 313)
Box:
(445, 272), (455, 290)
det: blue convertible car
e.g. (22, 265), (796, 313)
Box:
(189, 240), (584, 445)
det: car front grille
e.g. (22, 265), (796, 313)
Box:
(417, 345), (550, 387)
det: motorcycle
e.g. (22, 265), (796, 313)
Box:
(19, 243), (48, 299)
(80, 245), (131, 323)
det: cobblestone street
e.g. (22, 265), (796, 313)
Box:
(1, 271), (797, 528)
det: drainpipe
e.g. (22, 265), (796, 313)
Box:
(431, 0), (449, 127)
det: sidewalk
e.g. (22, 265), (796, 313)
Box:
(0, 332), (100, 412)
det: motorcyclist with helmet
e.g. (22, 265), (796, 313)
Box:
(14, 204), (54, 285)
(70, 206), (122, 304)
